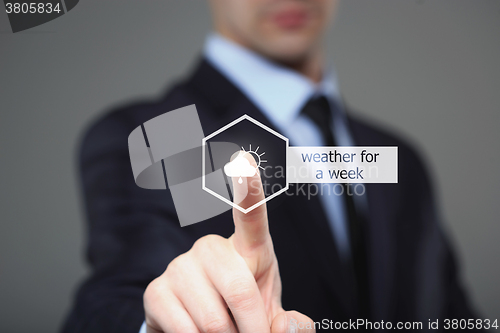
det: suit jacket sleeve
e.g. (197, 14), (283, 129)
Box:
(61, 107), (193, 333)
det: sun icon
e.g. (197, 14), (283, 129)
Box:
(241, 144), (267, 172)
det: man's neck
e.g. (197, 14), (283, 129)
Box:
(217, 31), (324, 83)
(280, 48), (324, 83)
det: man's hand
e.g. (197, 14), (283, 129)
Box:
(144, 153), (315, 333)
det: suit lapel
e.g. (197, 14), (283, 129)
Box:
(347, 115), (397, 322)
(365, 184), (397, 321)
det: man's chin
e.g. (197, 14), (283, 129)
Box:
(256, 40), (315, 65)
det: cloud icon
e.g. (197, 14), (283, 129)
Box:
(224, 153), (257, 184)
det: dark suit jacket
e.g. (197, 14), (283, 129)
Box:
(62, 59), (480, 332)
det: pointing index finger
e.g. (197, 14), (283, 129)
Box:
(230, 151), (271, 255)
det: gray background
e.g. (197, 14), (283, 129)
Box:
(0, 1), (499, 332)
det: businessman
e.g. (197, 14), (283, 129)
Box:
(63, 0), (480, 332)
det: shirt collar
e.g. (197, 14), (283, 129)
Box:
(203, 33), (342, 130)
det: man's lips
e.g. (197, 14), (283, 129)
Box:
(272, 9), (309, 29)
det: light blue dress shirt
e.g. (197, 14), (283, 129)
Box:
(140, 33), (356, 333)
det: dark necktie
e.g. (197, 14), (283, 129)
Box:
(301, 96), (370, 319)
